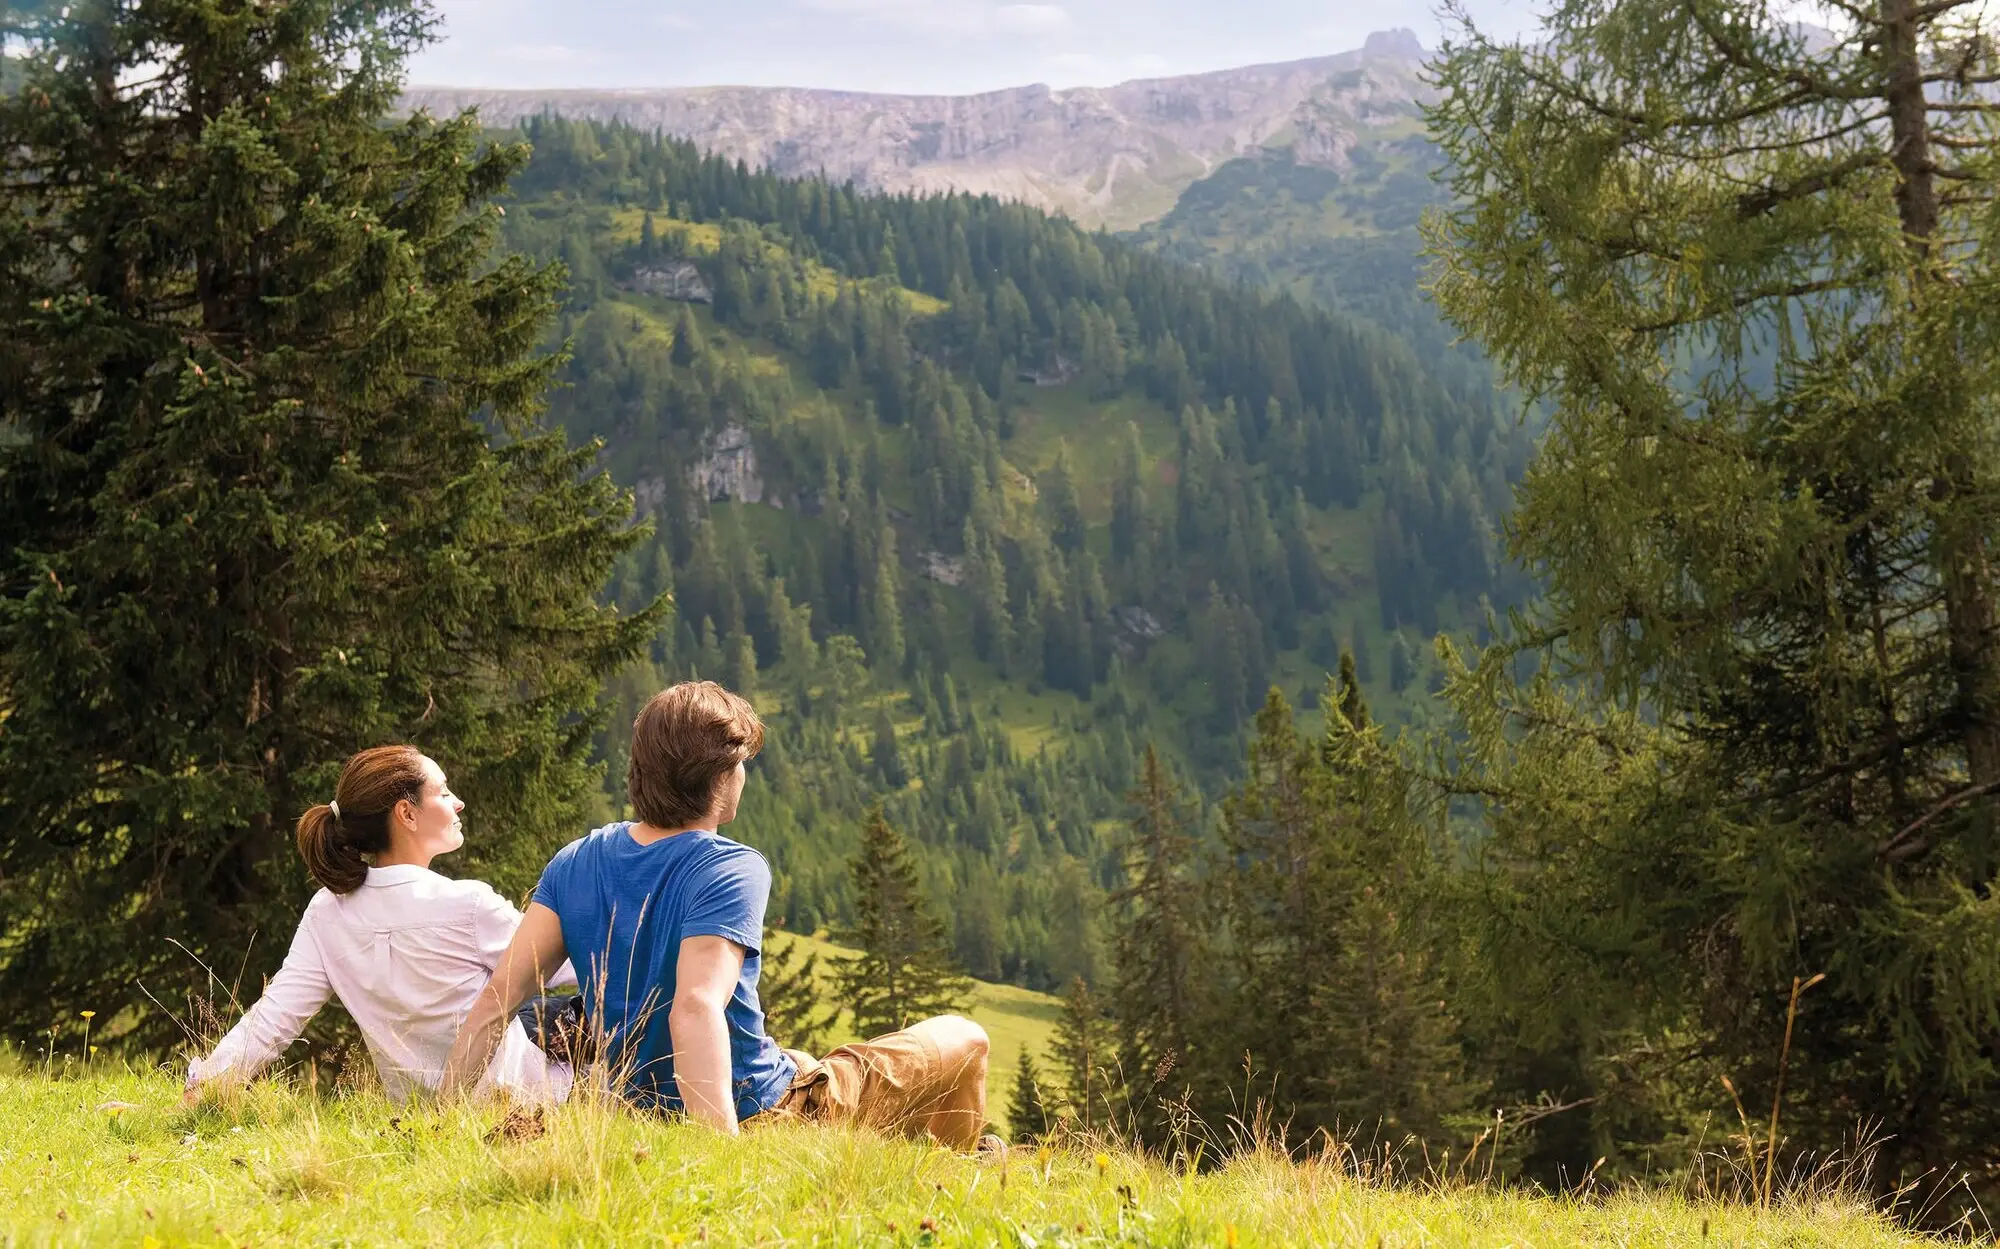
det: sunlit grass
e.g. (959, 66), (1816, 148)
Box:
(0, 1067), (1933, 1246)
(790, 932), (1063, 1110)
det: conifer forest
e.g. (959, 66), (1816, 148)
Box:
(4, 0), (2000, 1227)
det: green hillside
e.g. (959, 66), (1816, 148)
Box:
(472, 117), (1535, 996)
(1133, 134), (1492, 398)
(791, 933), (1060, 1114)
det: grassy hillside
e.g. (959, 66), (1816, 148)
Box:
(0, 1069), (1927, 1246)
(795, 933), (1061, 1113)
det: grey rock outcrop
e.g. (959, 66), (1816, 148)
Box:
(689, 423), (768, 505)
(917, 551), (967, 586)
(401, 31), (1430, 231)
(626, 261), (711, 303)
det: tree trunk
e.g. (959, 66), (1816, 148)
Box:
(1880, 0), (2000, 847)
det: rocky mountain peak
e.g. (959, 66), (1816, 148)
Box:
(1363, 28), (1428, 61)
(402, 36), (1432, 231)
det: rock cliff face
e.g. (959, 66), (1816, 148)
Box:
(401, 30), (1430, 231)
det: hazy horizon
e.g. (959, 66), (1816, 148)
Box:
(406, 0), (1542, 96)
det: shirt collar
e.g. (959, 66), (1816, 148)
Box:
(363, 864), (430, 887)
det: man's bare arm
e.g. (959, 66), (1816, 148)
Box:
(670, 934), (746, 1133)
(439, 902), (568, 1097)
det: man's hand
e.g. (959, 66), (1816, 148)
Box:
(439, 902), (568, 1098)
(670, 934), (747, 1134)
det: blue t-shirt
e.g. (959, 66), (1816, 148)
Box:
(532, 822), (796, 1117)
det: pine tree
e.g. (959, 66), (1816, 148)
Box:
(0, 0), (657, 1045)
(670, 305), (703, 367)
(865, 524), (905, 671)
(1110, 423), (1147, 564)
(1052, 975), (1119, 1132)
(757, 929), (838, 1055)
(1109, 745), (1205, 1141)
(1218, 689), (1343, 1130)
(1315, 887), (1465, 1143)
(835, 807), (971, 1037)
(1039, 444), (1087, 554)
(724, 631), (760, 702)
(1007, 1050), (1057, 1145)
(1336, 650), (1370, 731)
(871, 707), (908, 790)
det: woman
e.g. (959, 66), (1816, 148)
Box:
(184, 745), (574, 1104)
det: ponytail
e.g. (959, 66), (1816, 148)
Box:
(296, 803), (369, 893)
(295, 745), (427, 894)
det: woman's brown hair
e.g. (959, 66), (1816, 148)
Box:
(295, 745), (430, 894)
(628, 681), (764, 829)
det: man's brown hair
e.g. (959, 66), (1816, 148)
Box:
(628, 680), (765, 829)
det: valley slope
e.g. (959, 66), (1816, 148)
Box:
(489, 119), (1528, 995)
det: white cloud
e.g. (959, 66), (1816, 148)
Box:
(993, 4), (1069, 34)
(1128, 51), (1172, 75)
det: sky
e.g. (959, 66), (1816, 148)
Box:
(405, 0), (1546, 96)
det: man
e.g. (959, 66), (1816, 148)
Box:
(441, 680), (995, 1150)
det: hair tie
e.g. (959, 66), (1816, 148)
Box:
(328, 799), (341, 821)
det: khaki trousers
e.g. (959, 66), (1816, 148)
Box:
(769, 1014), (988, 1148)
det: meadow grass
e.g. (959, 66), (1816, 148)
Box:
(0, 1065), (1936, 1247)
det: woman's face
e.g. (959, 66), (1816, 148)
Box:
(392, 756), (465, 859)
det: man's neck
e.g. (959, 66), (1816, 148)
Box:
(628, 819), (711, 846)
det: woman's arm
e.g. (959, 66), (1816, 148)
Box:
(669, 934), (747, 1134)
(440, 901), (568, 1097)
(184, 912), (333, 1102)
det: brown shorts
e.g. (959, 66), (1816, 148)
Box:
(767, 1016), (985, 1140)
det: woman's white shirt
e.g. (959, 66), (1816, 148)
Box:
(187, 864), (575, 1103)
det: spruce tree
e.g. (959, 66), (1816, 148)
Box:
(757, 929), (838, 1055)
(1007, 1051), (1056, 1145)
(1336, 650), (1370, 731)
(870, 707), (908, 790)
(1109, 745), (1205, 1142)
(0, 0), (657, 1047)
(1316, 887), (1465, 1144)
(1218, 689), (1343, 1129)
(670, 305), (702, 367)
(835, 807), (971, 1036)
(1051, 975), (1119, 1132)
(1109, 423), (1147, 564)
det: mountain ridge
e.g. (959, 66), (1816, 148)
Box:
(401, 29), (1432, 230)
